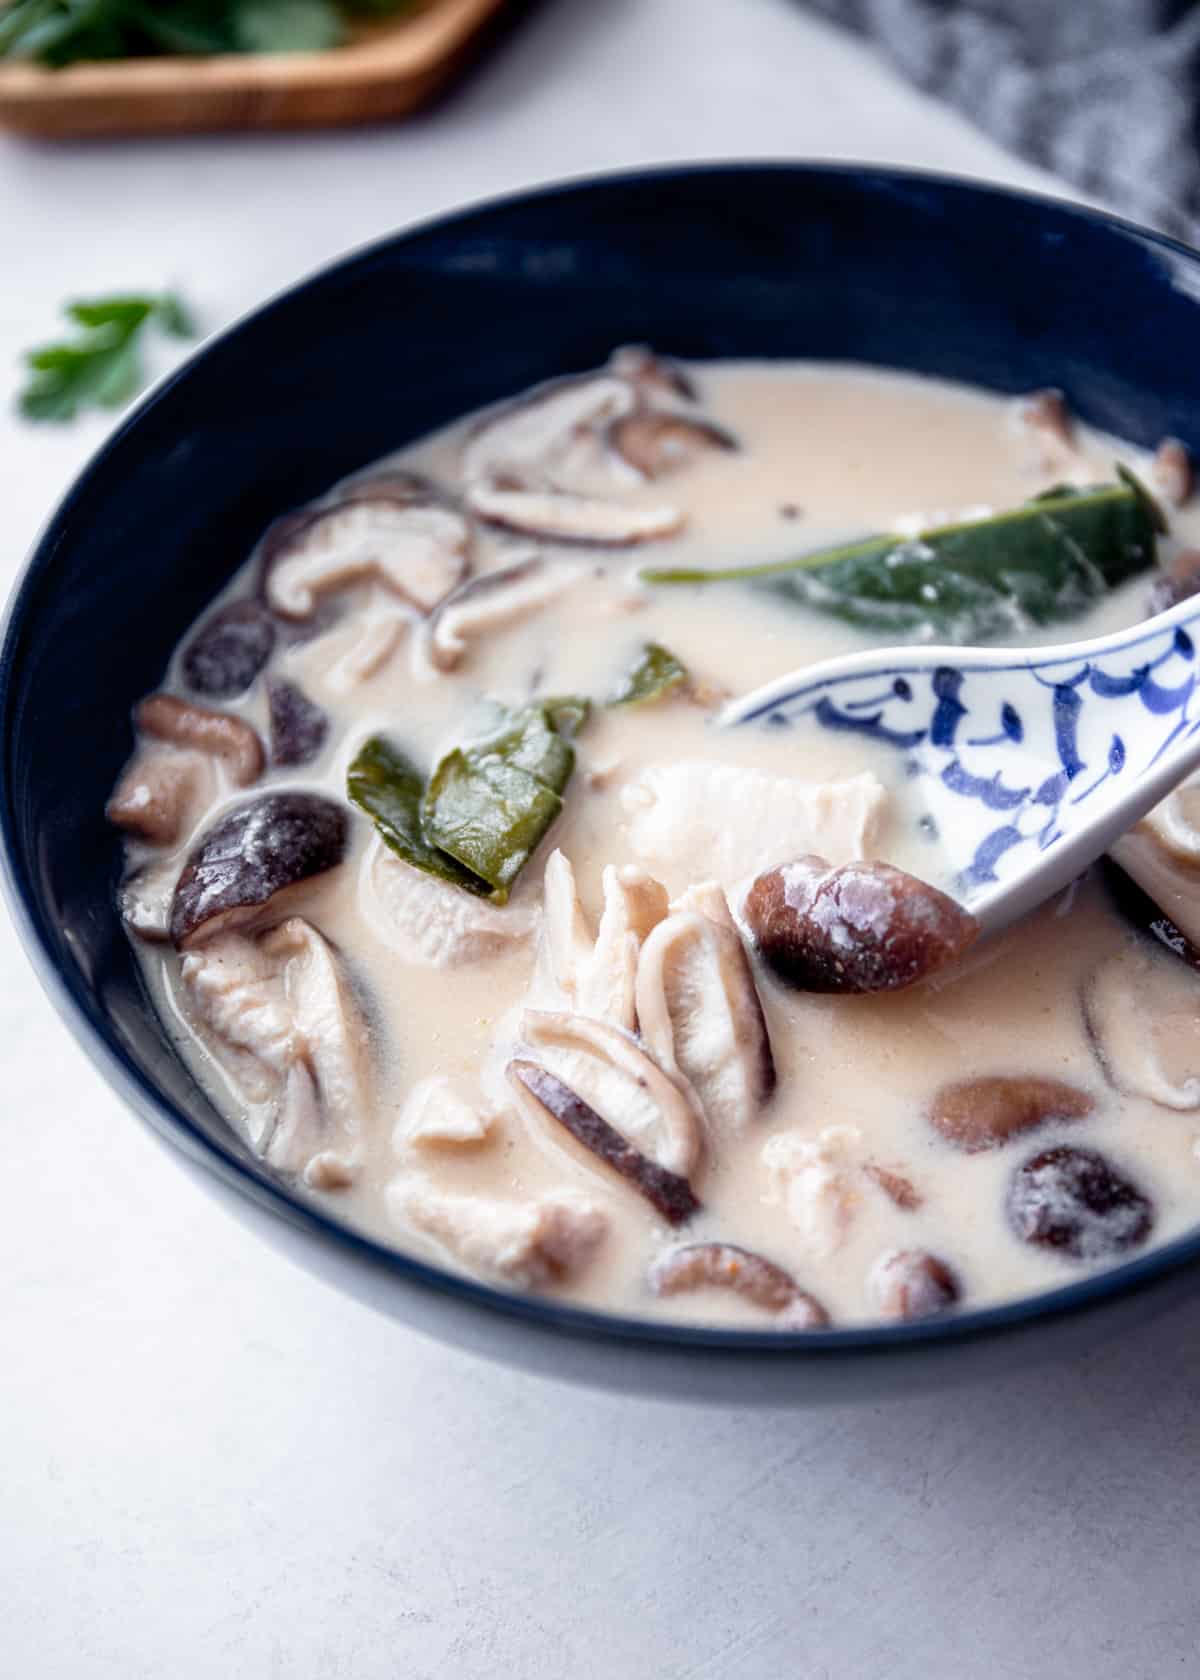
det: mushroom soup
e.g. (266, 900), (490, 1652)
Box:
(108, 355), (1200, 1328)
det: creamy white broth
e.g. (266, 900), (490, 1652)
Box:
(113, 359), (1200, 1329)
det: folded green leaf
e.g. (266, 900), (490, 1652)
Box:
(346, 736), (489, 896)
(348, 698), (587, 905)
(640, 477), (1161, 643)
(424, 705), (577, 903)
(609, 642), (688, 706)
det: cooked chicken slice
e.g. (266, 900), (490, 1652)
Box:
(621, 761), (887, 890)
(362, 837), (536, 968)
(181, 917), (370, 1184)
(530, 849), (668, 1031)
(387, 1178), (607, 1287)
(262, 918), (370, 1145)
(181, 931), (295, 1111)
(396, 1077), (496, 1150)
(635, 886), (775, 1139)
(761, 1126), (870, 1257)
(581, 865), (669, 1027)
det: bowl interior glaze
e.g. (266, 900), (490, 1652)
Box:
(7, 165), (1200, 1401)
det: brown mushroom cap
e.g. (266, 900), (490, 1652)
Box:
(268, 678), (329, 767)
(181, 600), (276, 700)
(170, 791), (347, 947)
(1006, 1145), (1154, 1260)
(868, 1249), (960, 1321)
(744, 855), (978, 994)
(928, 1075), (1093, 1153)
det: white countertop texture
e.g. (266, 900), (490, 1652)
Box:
(3, 2), (1198, 1675)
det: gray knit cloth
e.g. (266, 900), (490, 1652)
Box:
(803, 1), (1200, 242)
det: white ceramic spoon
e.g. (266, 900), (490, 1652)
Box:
(720, 592), (1200, 936)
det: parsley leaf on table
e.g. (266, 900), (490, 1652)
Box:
(18, 293), (196, 423)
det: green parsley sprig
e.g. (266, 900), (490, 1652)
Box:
(0, 0), (416, 66)
(18, 293), (195, 423)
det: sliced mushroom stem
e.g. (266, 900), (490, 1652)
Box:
(508, 1059), (700, 1226)
(635, 900), (774, 1138)
(106, 753), (200, 844)
(648, 1242), (827, 1325)
(136, 693), (265, 787)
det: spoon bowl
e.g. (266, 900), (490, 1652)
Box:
(722, 594), (1200, 934)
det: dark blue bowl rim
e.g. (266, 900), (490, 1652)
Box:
(6, 158), (1200, 1366)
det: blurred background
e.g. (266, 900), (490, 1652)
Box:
(3, 4), (1199, 1677)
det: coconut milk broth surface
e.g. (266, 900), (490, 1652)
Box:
(129, 362), (1200, 1328)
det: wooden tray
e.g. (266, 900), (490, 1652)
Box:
(0, 0), (506, 137)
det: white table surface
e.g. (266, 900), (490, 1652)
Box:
(3, 3), (1198, 1674)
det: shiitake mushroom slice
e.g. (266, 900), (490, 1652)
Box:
(170, 791), (347, 947)
(268, 678), (329, 768)
(508, 1059), (700, 1226)
(181, 600), (276, 699)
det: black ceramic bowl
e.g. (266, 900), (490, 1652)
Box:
(7, 164), (1200, 1404)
